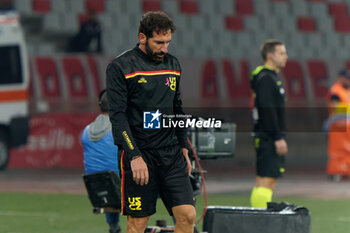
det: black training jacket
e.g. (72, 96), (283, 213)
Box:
(106, 45), (189, 160)
(250, 65), (286, 140)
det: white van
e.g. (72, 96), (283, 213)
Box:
(0, 11), (29, 170)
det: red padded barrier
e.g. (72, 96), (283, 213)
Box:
(61, 56), (88, 98)
(283, 60), (306, 99)
(221, 59), (250, 98)
(201, 60), (218, 98)
(35, 56), (61, 98)
(307, 59), (328, 98)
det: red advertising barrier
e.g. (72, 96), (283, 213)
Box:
(8, 113), (98, 168)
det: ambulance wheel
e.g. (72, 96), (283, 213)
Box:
(0, 131), (9, 171)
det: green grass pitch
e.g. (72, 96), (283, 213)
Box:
(0, 192), (348, 233)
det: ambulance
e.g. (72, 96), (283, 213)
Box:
(0, 11), (29, 170)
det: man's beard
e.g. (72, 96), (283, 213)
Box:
(146, 40), (165, 63)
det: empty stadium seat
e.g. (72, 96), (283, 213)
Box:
(125, 0), (142, 15)
(334, 15), (350, 33)
(105, 0), (125, 13)
(244, 16), (260, 32)
(14, 0), (32, 14)
(162, 0), (180, 16)
(236, 0), (253, 16)
(60, 12), (79, 33)
(142, 0), (161, 12)
(309, 2), (328, 20)
(50, 0), (66, 13)
(42, 13), (61, 33)
(179, 0), (198, 15)
(297, 17), (317, 32)
(98, 13), (113, 30)
(290, 0), (308, 16)
(218, 0), (235, 15)
(328, 3), (348, 17)
(68, 0), (85, 13)
(225, 15), (244, 31)
(271, 1), (290, 17)
(32, 0), (50, 13)
(86, 0), (105, 13)
(34, 56), (62, 98)
(61, 56), (89, 98)
(199, 0), (218, 15)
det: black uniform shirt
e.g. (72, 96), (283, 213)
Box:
(106, 45), (189, 160)
(250, 65), (286, 140)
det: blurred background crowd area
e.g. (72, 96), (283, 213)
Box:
(2, 0), (350, 168)
(0, 0), (348, 111)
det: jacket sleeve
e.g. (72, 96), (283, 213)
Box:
(106, 62), (142, 160)
(173, 72), (190, 151)
(255, 75), (284, 140)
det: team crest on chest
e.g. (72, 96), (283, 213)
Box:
(165, 77), (176, 91)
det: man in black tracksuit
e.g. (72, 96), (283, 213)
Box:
(250, 39), (288, 208)
(106, 12), (195, 233)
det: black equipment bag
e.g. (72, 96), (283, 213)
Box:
(83, 171), (121, 209)
(203, 203), (311, 233)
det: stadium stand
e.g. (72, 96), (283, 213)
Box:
(8, 0), (350, 110)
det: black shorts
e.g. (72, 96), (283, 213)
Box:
(118, 145), (194, 217)
(254, 136), (285, 178)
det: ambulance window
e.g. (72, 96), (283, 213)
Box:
(0, 45), (23, 84)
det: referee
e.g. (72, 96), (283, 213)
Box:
(250, 39), (288, 208)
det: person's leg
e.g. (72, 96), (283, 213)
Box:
(120, 149), (159, 232)
(106, 213), (121, 233)
(159, 146), (196, 232)
(172, 205), (196, 233)
(250, 137), (284, 208)
(127, 215), (150, 233)
(250, 176), (276, 208)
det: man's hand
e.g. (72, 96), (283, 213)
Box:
(130, 156), (149, 186)
(275, 139), (288, 156)
(182, 148), (192, 176)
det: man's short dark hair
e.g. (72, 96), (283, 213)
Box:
(260, 39), (284, 61)
(98, 89), (108, 113)
(138, 11), (176, 38)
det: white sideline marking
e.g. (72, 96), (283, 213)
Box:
(0, 211), (58, 217)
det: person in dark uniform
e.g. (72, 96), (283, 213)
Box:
(249, 39), (288, 208)
(106, 11), (196, 233)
